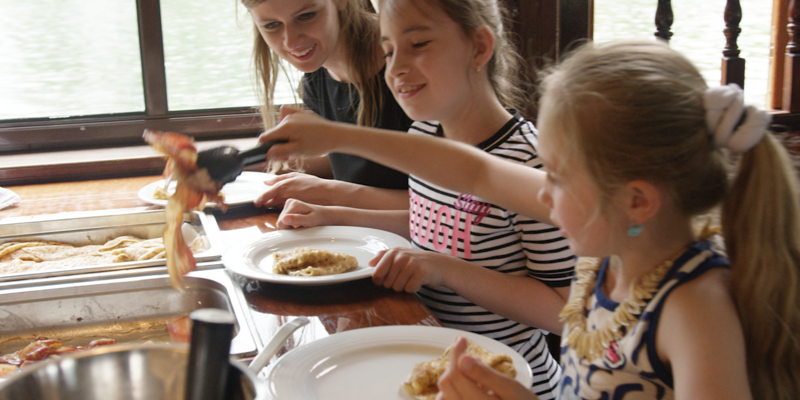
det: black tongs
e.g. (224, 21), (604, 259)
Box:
(196, 140), (285, 185)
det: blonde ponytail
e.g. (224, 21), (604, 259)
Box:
(722, 133), (800, 400)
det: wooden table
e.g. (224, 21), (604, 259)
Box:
(1, 175), (439, 359)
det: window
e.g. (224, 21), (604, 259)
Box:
(594, 0), (772, 109)
(0, 0), (302, 153)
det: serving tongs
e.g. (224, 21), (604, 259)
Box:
(196, 140), (286, 185)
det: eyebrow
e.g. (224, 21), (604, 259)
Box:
(256, 4), (316, 24)
(379, 24), (432, 43)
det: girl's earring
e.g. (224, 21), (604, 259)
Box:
(628, 223), (644, 237)
(476, 65), (481, 73)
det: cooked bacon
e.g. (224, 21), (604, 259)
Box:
(0, 338), (117, 369)
(143, 129), (227, 290)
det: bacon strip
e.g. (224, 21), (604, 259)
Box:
(143, 129), (226, 290)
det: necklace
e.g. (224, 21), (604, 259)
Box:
(559, 256), (674, 360)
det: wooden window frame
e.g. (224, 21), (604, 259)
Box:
(0, 0), (264, 154)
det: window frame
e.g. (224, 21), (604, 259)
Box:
(0, 0), (264, 154)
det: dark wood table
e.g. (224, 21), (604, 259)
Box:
(1, 175), (439, 359)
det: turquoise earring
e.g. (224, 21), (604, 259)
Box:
(628, 223), (644, 237)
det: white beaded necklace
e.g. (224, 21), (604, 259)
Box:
(558, 256), (674, 361)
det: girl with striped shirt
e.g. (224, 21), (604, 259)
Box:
(271, 0), (575, 398)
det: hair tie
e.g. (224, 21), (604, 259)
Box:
(704, 84), (770, 153)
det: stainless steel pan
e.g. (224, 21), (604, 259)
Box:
(0, 317), (309, 400)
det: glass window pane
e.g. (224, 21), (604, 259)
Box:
(0, 0), (144, 120)
(160, 0), (302, 111)
(594, 0), (771, 109)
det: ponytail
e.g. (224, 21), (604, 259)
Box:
(722, 132), (800, 400)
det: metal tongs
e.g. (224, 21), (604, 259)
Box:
(196, 140), (286, 185)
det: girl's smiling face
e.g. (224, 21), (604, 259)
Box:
(378, 0), (478, 122)
(249, 0), (343, 73)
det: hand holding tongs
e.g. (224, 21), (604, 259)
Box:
(196, 140), (286, 185)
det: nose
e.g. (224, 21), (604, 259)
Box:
(283, 23), (303, 49)
(386, 49), (409, 78)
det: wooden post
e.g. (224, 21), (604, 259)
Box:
(655, 0), (674, 43)
(783, 0), (800, 112)
(722, 0), (746, 89)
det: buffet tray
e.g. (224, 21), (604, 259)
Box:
(0, 208), (224, 282)
(0, 267), (258, 357)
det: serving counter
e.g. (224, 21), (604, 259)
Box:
(0, 175), (439, 364)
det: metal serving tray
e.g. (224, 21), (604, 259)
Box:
(0, 209), (224, 282)
(0, 267), (258, 358)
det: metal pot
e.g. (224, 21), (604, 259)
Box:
(0, 317), (309, 400)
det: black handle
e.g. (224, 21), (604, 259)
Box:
(184, 309), (236, 400)
(238, 140), (287, 165)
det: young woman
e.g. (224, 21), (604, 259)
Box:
(241, 0), (411, 209)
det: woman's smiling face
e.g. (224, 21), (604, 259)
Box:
(249, 0), (342, 73)
(378, 0), (478, 122)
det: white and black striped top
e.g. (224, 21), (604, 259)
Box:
(407, 114), (575, 400)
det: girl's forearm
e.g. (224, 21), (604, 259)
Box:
(330, 124), (552, 223)
(326, 206), (411, 239)
(438, 258), (567, 334)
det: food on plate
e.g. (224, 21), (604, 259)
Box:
(152, 184), (226, 202)
(144, 129), (226, 290)
(402, 336), (517, 400)
(153, 185), (171, 200)
(0, 235), (208, 275)
(0, 338), (117, 377)
(272, 247), (358, 276)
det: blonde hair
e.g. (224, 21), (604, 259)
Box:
(241, 0), (382, 128)
(379, 0), (528, 113)
(538, 39), (800, 400)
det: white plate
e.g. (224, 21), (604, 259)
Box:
(262, 325), (534, 399)
(138, 171), (274, 207)
(222, 226), (411, 285)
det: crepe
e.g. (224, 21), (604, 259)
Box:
(403, 336), (516, 400)
(272, 247), (358, 277)
(0, 235), (207, 275)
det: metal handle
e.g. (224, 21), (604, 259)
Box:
(248, 316), (309, 372)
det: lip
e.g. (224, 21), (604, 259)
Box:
(287, 44), (316, 61)
(394, 83), (425, 98)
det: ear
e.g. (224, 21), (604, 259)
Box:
(624, 180), (662, 226)
(471, 25), (495, 71)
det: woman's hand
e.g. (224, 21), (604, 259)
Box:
(437, 337), (539, 400)
(369, 248), (452, 293)
(276, 198), (331, 229)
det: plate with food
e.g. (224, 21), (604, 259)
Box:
(138, 171), (274, 208)
(222, 226), (412, 285)
(261, 325), (533, 399)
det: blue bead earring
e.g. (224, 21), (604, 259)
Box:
(628, 223), (644, 237)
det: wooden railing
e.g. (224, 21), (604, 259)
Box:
(505, 0), (795, 128)
(655, 0), (796, 129)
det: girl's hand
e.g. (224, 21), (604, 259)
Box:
(437, 337), (539, 400)
(369, 248), (449, 292)
(258, 106), (341, 159)
(255, 172), (337, 209)
(276, 198), (330, 229)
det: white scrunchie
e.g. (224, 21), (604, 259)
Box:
(704, 84), (771, 153)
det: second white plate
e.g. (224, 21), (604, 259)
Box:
(138, 171), (274, 208)
(222, 226), (412, 285)
(262, 325), (534, 399)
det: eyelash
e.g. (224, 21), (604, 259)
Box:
(262, 11), (316, 31)
(382, 40), (431, 58)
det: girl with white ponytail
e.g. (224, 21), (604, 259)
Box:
(258, 39), (798, 399)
